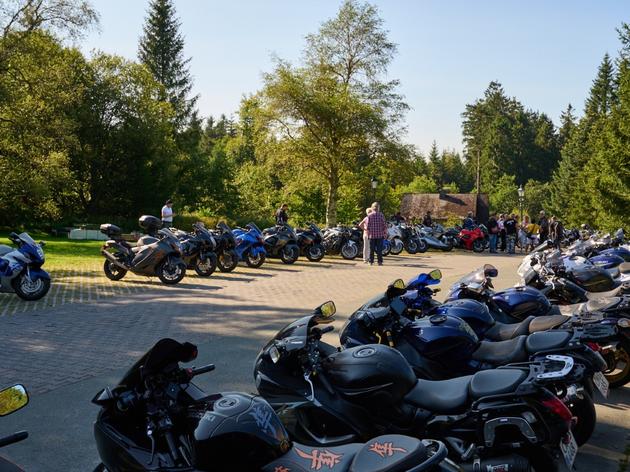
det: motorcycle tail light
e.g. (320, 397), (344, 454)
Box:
(541, 395), (573, 425)
(586, 342), (601, 352)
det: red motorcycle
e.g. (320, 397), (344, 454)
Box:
(458, 225), (488, 252)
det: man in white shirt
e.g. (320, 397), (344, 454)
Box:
(161, 199), (175, 227)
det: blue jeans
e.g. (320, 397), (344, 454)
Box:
(488, 233), (497, 252)
(507, 235), (516, 254)
(369, 238), (384, 264)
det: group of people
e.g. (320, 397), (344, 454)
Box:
(486, 210), (564, 254)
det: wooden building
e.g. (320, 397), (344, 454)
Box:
(400, 193), (489, 224)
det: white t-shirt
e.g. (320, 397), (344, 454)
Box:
(161, 205), (173, 222)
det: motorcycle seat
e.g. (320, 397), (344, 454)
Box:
(621, 262), (630, 275)
(262, 442), (361, 472)
(484, 317), (534, 341)
(586, 286), (625, 299)
(349, 435), (428, 472)
(469, 368), (527, 398)
(0, 244), (13, 256)
(528, 315), (570, 333)
(525, 330), (571, 353)
(404, 375), (473, 413)
(472, 336), (528, 365)
(585, 297), (621, 312)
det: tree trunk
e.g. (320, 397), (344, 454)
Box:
(325, 171), (339, 227)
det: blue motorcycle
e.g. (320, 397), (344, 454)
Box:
(0, 232), (50, 300)
(232, 223), (267, 268)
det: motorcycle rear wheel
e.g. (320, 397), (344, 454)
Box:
(341, 243), (359, 260)
(416, 239), (428, 253)
(11, 273), (51, 301)
(472, 239), (485, 253)
(157, 260), (186, 285)
(103, 260), (127, 281)
(405, 238), (418, 254)
(194, 254), (217, 277)
(442, 238), (454, 251)
(280, 245), (299, 264)
(246, 252), (266, 268)
(306, 243), (325, 262)
(217, 250), (238, 272)
(604, 341), (630, 388)
(567, 392), (596, 446)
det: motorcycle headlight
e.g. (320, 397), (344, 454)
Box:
(36, 247), (44, 259)
(269, 345), (281, 364)
(618, 318), (630, 328)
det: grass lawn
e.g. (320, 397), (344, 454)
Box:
(0, 232), (103, 270)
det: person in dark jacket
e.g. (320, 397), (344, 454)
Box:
(422, 211), (433, 227)
(463, 212), (475, 230)
(275, 204), (289, 225)
(539, 211), (549, 243)
(549, 216), (564, 249)
(487, 214), (499, 253)
(504, 214), (518, 254)
(392, 212), (406, 224)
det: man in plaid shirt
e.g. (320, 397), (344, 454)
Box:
(366, 202), (388, 265)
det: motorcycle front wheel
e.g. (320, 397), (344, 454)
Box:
(157, 259), (186, 285)
(306, 243), (325, 262)
(246, 252), (266, 268)
(194, 253), (217, 277)
(103, 260), (127, 281)
(390, 238), (404, 255)
(472, 239), (485, 253)
(382, 241), (391, 256)
(280, 245), (299, 264)
(341, 243), (359, 260)
(11, 273), (51, 301)
(405, 238), (418, 254)
(416, 238), (428, 253)
(442, 238), (454, 252)
(217, 250), (238, 272)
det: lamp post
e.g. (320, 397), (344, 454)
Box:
(517, 185), (525, 223)
(371, 176), (378, 202)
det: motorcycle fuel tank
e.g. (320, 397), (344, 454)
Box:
(431, 299), (495, 337)
(569, 266), (616, 292)
(491, 286), (552, 319)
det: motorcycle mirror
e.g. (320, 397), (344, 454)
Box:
(0, 384), (28, 417)
(483, 264), (498, 278)
(429, 269), (442, 280)
(315, 301), (336, 318)
(391, 279), (406, 289)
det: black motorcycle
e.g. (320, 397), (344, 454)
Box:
(0, 383), (29, 472)
(262, 223), (300, 264)
(255, 302), (582, 471)
(399, 223), (423, 254)
(296, 223), (326, 262)
(323, 226), (360, 260)
(172, 223), (218, 277)
(210, 222), (239, 272)
(92, 338), (457, 472)
(100, 216), (186, 285)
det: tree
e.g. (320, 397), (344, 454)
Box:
(260, 0), (407, 226)
(584, 53), (616, 118)
(138, 0), (197, 129)
(558, 103), (577, 149)
(427, 141), (442, 187)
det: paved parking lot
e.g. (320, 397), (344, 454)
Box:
(0, 252), (627, 471)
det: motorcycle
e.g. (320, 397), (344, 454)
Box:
(296, 223), (326, 262)
(415, 225), (453, 252)
(262, 223), (300, 264)
(171, 223), (218, 277)
(457, 225), (487, 252)
(399, 223), (424, 254)
(210, 222), (239, 272)
(233, 223), (267, 268)
(0, 384), (29, 472)
(255, 302), (582, 470)
(0, 232), (50, 300)
(100, 216), (187, 285)
(387, 223), (405, 255)
(323, 226), (359, 260)
(92, 338), (456, 472)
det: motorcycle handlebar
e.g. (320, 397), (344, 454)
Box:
(318, 326), (335, 335)
(190, 364), (215, 377)
(0, 431), (28, 448)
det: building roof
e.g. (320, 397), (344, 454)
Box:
(400, 193), (489, 221)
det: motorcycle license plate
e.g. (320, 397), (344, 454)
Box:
(593, 371), (609, 399)
(560, 430), (578, 470)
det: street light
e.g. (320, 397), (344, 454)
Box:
(371, 176), (378, 201)
(517, 185), (525, 223)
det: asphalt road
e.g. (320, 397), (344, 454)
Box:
(0, 252), (627, 471)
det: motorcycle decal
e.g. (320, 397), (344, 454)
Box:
(486, 465), (510, 472)
(294, 447), (342, 470)
(249, 404), (277, 437)
(274, 467), (290, 472)
(367, 441), (407, 458)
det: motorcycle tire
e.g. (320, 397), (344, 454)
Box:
(217, 250), (238, 272)
(604, 340), (630, 388)
(194, 253), (217, 277)
(382, 241), (391, 256)
(306, 243), (325, 262)
(341, 243), (359, 260)
(472, 239), (485, 253)
(280, 245), (299, 264)
(522, 446), (558, 472)
(11, 273), (51, 301)
(246, 252), (266, 268)
(567, 392), (596, 446)
(416, 238), (428, 253)
(103, 260), (127, 281)
(405, 238), (418, 254)
(442, 238), (454, 252)
(93, 465), (106, 472)
(390, 238), (404, 255)
(157, 259), (186, 285)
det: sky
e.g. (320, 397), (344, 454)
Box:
(81, 0), (629, 155)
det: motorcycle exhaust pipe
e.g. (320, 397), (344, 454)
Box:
(100, 250), (129, 271)
(459, 455), (531, 472)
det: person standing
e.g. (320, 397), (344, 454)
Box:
(549, 216), (564, 249)
(504, 213), (517, 254)
(366, 202), (388, 266)
(358, 208), (374, 264)
(422, 211), (433, 227)
(519, 215), (531, 252)
(539, 211), (549, 243)
(487, 214), (499, 253)
(392, 212), (406, 224)
(463, 211), (475, 230)
(497, 213), (506, 251)
(161, 199), (175, 228)
(275, 204), (289, 225)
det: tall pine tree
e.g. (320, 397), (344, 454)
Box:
(558, 103), (576, 149)
(138, 0), (197, 129)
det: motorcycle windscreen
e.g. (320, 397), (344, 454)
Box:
(262, 315), (314, 353)
(17, 233), (37, 246)
(406, 273), (441, 290)
(449, 267), (486, 292)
